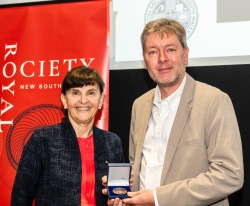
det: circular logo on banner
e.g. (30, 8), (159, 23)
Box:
(6, 104), (64, 170)
(145, 0), (199, 39)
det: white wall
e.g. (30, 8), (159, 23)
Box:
(1, 0), (250, 69)
(111, 0), (250, 69)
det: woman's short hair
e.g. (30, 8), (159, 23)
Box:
(61, 66), (105, 95)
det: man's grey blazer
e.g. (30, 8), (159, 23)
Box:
(129, 73), (244, 206)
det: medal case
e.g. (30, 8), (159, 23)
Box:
(107, 163), (132, 199)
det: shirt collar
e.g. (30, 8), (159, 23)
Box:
(153, 75), (186, 110)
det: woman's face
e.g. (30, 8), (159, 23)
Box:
(61, 84), (104, 127)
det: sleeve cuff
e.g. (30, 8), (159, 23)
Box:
(154, 189), (159, 206)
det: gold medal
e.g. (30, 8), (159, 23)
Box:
(112, 187), (127, 195)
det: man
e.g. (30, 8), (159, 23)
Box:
(122, 18), (244, 205)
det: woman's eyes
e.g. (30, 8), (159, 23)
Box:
(88, 91), (95, 95)
(72, 90), (80, 95)
(71, 90), (96, 95)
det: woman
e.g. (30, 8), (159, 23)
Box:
(11, 66), (124, 206)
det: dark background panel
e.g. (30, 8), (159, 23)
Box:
(109, 64), (250, 206)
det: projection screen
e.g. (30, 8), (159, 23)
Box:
(2, 0), (250, 69)
(111, 0), (250, 69)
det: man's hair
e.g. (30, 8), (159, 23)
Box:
(141, 18), (187, 51)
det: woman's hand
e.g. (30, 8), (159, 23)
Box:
(102, 175), (131, 206)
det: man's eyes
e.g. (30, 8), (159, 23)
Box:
(148, 50), (157, 55)
(148, 48), (176, 55)
(168, 48), (176, 52)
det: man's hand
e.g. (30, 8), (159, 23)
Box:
(123, 189), (155, 206)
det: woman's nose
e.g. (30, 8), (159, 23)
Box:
(79, 94), (88, 103)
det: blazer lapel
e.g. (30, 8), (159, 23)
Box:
(138, 94), (154, 147)
(160, 74), (195, 185)
(133, 89), (154, 190)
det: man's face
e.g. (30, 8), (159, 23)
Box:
(143, 33), (189, 88)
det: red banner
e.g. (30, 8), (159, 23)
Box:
(0, 1), (110, 205)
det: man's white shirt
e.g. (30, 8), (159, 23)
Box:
(139, 75), (186, 205)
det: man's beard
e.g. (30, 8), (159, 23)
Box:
(148, 70), (183, 88)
